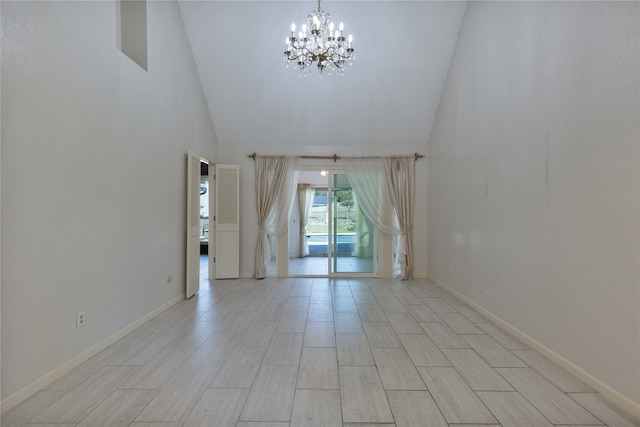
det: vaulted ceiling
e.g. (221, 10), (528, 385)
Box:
(178, 1), (467, 147)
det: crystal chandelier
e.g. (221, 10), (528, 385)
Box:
(284, 0), (355, 76)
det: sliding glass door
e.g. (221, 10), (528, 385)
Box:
(329, 173), (376, 275)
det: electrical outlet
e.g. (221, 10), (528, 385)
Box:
(76, 311), (85, 328)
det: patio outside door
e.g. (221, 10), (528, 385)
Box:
(329, 173), (376, 275)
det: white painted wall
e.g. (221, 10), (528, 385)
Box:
(1, 0), (217, 403)
(218, 144), (428, 278)
(428, 0), (639, 411)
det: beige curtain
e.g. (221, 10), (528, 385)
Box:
(254, 156), (299, 279)
(343, 157), (415, 280)
(297, 184), (315, 257)
(383, 157), (415, 280)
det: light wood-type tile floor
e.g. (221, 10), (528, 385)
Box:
(3, 275), (639, 427)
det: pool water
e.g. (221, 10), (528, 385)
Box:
(307, 234), (356, 254)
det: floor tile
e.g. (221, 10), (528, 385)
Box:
(372, 348), (427, 390)
(332, 297), (358, 312)
(405, 284), (439, 298)
(336, 333), (375, 366)
(121, 345), (197, 389)
(130, 423), (183, 427)
(398, 333), (450, 367)
(303, 321), (336, 347)
(334, 312), (364, 333)
(107, 332), (172, 366)
(569, 393), (639, 427)
(182, 388), (248, 427)
(289, 283), (312, 297)
(310, 290), (332, 303)
(436, 312), (485, 334)
(263, 333), (304, 366)
(332, 287), (354, 298)
(290, 389), (342, 427)
(452, 303), (487, 323)
(462, 334), (527, 367)
(442, 348), (514, 391)
(19, 423), (76, 427)
(477, 391), (554, 426)
(135, 363), (218, 422)
(512, 349), (593, 392)
(44, 347), (119, 391)
(417, 367), (497, 424)
(405, 304), (441, 322)
(357, 303), (388, 321)
(386, 390), (447, 427)
(476, 322), (529, 349)
(276, 311), (307, 333)
(236, 320), (278, 347)
(376, 297), (408, 313)
(0, 390), (67, 427)
(419, 321), (470, 349)
(240, 365), (298, 422)
(343, 424), (395, 427)
(339, 366), (394, 424)
(297, 347), (339, 389)
(421, 297), (456, 313)
(362, 322), (403, 348)
(392, 290), (425, 305)
(307, 303), (334, 321)
(30, 366), (138, 423)
(75, 389), (157, 427)
(236, 423), (289, 427)
(216, 310), (256, 334)
(253, 303), (285, 321)
(209, 346), (266, 388)
(284, 296), (310, 312)
(496, 368), (602, 425)
(385, 312), (424, 334)
(351, 292), (377, 305)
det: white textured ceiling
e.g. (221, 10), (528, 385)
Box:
(178, 1), (467, 147)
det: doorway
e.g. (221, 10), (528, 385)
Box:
(186, 152), (215, 298)
(199, 161), (211, 280)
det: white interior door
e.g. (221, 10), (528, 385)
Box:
(186, 151), (203, 298)
(208, 165), (215, 280)
(215, 164), (240, 279)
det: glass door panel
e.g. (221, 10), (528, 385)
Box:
(329, 173), (375, 274)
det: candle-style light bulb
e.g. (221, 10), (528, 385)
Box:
(291, 23), (296, 34)
(348, 34), (353, 47)
(329, 22), (334, 32)
(339, 22), (344, 34)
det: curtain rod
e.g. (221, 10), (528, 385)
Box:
(247, 153), (425, 162)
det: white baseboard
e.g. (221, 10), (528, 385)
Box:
(428, 274), (640, 422)
(1, 294), (184, 414)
